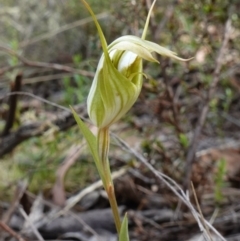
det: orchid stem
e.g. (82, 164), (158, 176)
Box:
(97, 127), (122, 234)
(107, 183), (121, 234)
(97, 128), (111, 184)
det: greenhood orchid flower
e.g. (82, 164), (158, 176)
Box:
(85, 0), (190, 129)
(87, 35), (189, 128)
(73, 1), (192, 238)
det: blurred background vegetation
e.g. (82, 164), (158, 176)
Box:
(0, 0), (240, 210)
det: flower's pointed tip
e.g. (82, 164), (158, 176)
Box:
(183, 57), (194, 62)
(171, 55), (194, 62)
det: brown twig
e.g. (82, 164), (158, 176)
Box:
(183, 17), (232, 190)
(1, 181), (28, 224)
(0, 220), (27, 241)
(22, 72), (83, 85)
(0, 91), (71, 111)
(52, 144), (84, 206)
(0, 45), (94, 77)
(0, 64), (24, 76)
(1, 73), (22, 137)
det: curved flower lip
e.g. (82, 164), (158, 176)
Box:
(109, 35), (192, 63)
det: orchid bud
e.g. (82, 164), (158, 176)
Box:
(84, 0), (190, 128)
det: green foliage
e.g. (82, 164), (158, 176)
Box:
(8, 40), (19, 66)
(63, 74), (89, 105)
(119, 214), (130, 241)
(209, 98), (218, 112)
(63, 54), (90, 105)
(178, 133), (189, 149)
(141, 140), (152, 155)
(222, 88), (233, 112)
(0, 161), (23, 200)
(214, 158), (227, 204)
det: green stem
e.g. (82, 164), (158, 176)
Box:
(107, 183), (121, 234)
(97, 127), (121, 234)
(97, 127), (111, 183)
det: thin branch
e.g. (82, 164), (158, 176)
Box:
(1, 67), (93, 87)
(0, 91), (71, 111)
(0, 221), (27, 241)
(19, 207), (44, 241)
(0, 45), (94, 77)
(183, 16), (233, 190)
(0, 64), (24, 76)
(52, 144), (85, 206)
(1, 181), (28, 224)
(23, 72), (81, 84)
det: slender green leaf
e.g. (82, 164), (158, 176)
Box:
(71, 107), (106, 185)
(119, 213), (129, 241)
